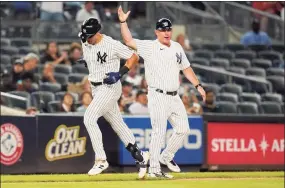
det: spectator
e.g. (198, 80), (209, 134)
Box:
(76, 91), (92, 112)
(12, 59), (24, 88)
(12, 2), (33, 20)
(140, 76), (148, 90)
(26, 107), (38, 115)
(76, 2), (101, 24)
(176, 34), (192, 51)
(118, 96), (126, 114)
(16, 72), (37, 93)
(69, 43), (83, 65)
(125, 64), (143, 87)
(0, 68), (13, 92)
(188, 90), (203, 115)
(60, 92), (75, 113)
(41, 63), (56, 83)
(202, 89), (218, 113)
(23, 53), (39, 73)
(121, 81), (134, 105)
(68, 75), (91, 94)
(40, 41), (70, 65)
(240, 19), (271, 47)
(128, 89), (148, 115)
(40, 2), (64, 22)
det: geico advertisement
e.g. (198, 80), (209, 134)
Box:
(119, 116), (204, 165)
(45, 125), (86, 161)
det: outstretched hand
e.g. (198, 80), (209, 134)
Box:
(118, 5), (131, 22)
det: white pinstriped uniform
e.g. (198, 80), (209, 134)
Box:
(134, 39), (191, 173)
(82, 34), (136, 160)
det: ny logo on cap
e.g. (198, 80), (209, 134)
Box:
(176, 52), (182, 64)
(163, 22), (168, 27)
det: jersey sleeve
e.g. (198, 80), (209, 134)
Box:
(113, 41), (134, 59)
(134, 39), (152, 59)
(179, 45), (191, 70)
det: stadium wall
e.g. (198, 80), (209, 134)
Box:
(0, 114), (284, 174)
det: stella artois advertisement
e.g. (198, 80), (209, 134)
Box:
(207, 123), (284, 165)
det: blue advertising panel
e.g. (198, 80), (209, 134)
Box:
(119, 116), (204, 165)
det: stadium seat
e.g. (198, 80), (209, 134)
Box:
(271, 44), (285, 53)
(54, 73), (68, 86)
(224, 44), (245, 52)
(18, 46), (37, 55)
(34, 73), (42, 83)
(206, 71), (228, 85)
(220, 83), (243, 95)
(1, 38), (10, 46)
(210, 58), (230, 69)
(245, 67), (266, 77)
(240, 92), (261, 104)
(201, 43), (222, 51)
(259, 102), (282, 114)
(191, 58), (210, 66)
(54, 64), (72, 74)
(73, 101), (82, 109)
(266, 68), (284, 76)
(31, 91), (55, 112)
(266, 76), (284, 94)
(215, 101), (237, 113)
(227, 66), (245, 74)
(193, 50), (213, 60)
(258, 50), (282, 61)
(201, 83), (220, 94)
(262, 93), (283, 103)
(282, 103), (285, 113)
(0, 46), (19, 56)
(230, 58), (251, 69)
(8, 91), (31, 109)
(55, 91), (79, 102)
(247, 44), (269, 52)
(216, 93), (238, 103)
(47, 101), (62, 113)
(249, 81), (269, 94)
(72, 64), (89, 74)
(251, 59), (272, 69)
(39, 82), (62, 93)
(237, 102), (259, 114)
(11, 39), (31, 47)
(0, 54), (11, 65)
(235, 50), (256, 61)
(189, 43), (201, 50)
(214, 50), (235, 60)
(232, 78), (252, 92)
(68, 73), (85, 83)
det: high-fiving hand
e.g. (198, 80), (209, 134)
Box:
(118, 5), (131, 22)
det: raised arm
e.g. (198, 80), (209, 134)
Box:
(118, 6), (137, 50)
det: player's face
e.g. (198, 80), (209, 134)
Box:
(155, 28), (172, 46)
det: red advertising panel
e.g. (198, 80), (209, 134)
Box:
(207, 123), (284, 165)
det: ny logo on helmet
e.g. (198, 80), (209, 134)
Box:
(97, 52), (107, 64)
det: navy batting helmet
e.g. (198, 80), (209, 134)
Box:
(78, 18), (101, 42)
(156, 18), (172, 31)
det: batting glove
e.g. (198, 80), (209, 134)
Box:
(103, 72), (121, 84)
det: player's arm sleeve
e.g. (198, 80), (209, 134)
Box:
(114, 41), (135, 59)
(179, 48), (191, 70)
(134, 39), (152, 59)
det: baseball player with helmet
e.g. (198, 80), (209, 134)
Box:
(117, 7), (206, 179)
(78, 18), (149, 178)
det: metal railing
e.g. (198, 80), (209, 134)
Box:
(191, 64), (273, 92)
(1, 92), (30, 109)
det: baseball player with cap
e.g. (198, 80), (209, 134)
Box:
(77, 18), (149, 178)
(117, 7), (206, 178)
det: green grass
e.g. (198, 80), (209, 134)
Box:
(1, 171), (284, 188)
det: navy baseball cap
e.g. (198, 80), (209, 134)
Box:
(156, 18), (172, 31)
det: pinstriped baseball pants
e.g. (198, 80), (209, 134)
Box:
(83, 81), (136, 160)
(147, 87), (190, 173)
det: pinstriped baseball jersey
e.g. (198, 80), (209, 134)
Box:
(134, 39), (190, 91)
(82, 34), (134, 82)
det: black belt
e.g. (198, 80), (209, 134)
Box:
(155, 89), (177, 96)
(91, 82), (103, 86)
